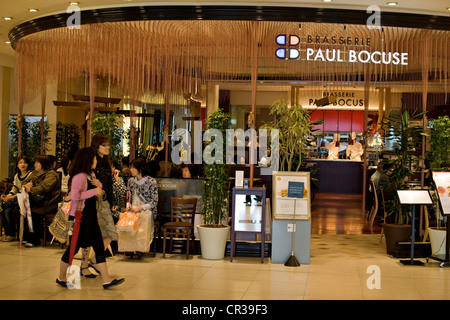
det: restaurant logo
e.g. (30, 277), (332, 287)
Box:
(275, 33), (408, 65)
(275, 34), (300, 59)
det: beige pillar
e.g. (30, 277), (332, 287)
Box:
(0, 67), (11, 178)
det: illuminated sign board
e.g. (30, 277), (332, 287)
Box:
(275, 34), (408, 65)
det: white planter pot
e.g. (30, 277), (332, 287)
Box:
(197, 225), (230, 260)
(428, 227), (447, 256)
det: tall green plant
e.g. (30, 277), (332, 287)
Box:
(29, 120), (51, 156)
(92, 113), (124, 160)
(56, 121), (80, 162)
(7, 115), (51, 175)
(383, 101), (426, 224)
(428, 115), (450, 170)
(262, 99), (322, 171)
(201, 109), (231, 226)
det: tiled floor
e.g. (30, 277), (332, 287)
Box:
(0, 234), (449, 300)
(0, 192), (448, 300)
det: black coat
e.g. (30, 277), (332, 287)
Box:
(94, 156), (116, 207)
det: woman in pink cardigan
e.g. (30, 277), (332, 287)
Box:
(56, 147), (124, 289)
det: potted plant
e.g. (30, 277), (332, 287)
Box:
(381, 101), (426, 255)
(198, 109), (231, 259)
(261, 99), (321, 172)
(426, 115), (450, 255)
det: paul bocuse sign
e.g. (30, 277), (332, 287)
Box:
(276, 34), (408, 65)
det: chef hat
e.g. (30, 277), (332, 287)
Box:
(351, 132), (356, 139)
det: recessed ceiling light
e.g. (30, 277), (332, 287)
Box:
(447, 7), (450, 11)
(29, 9), (38, 13)
(387, 2), (398, 5)
(70, 2), (79, 5)
(323, 0), (332, 2)
(5, 41), (11, 44)
(3, 17), (12, 21)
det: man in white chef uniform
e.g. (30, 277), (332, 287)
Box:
(327, 134), (340, 160)
(346, 132), (364, 161)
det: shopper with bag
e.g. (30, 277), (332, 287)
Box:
(57, 147), (124, 289)
(127, 157), (158, 217)
(118, 157), (158, 255)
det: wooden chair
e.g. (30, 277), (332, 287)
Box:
(162, 197), (197, 259)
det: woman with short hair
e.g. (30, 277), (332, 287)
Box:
(22, 155), (61, 247)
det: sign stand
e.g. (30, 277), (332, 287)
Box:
(284, 197), (300, 267)
(428, 171), (450, 267)
(230, 187), (266, 263)
(284, 181), (305, 267)
(397, 190), (433, 266)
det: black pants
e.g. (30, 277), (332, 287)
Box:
(61, 236), (106, 264)
(60, 217), (106, 264)
(24, 213), (44, 246)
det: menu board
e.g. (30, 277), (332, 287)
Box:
(397, 190), (433, 205)
(273, 171), (310, 220)
(432, 171), (450, 215)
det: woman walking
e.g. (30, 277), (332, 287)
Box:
(90, 134), (118, 251)
(57, 147), (124, 289)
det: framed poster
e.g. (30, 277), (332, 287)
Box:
(432, 171), (450, 215)
(272, 171), (311, 220)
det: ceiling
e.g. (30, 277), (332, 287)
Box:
(1, 0), (449, 60)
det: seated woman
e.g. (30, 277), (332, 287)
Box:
(119, 157), (158, 255)
(127, 157), (158, 216)
(22, 155), (61, 247)
(0, 156), (32, 242)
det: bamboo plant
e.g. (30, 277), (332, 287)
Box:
(382, 101), (426, 224)
(201, 109), (231, 226)
(262, 99), (322, 172)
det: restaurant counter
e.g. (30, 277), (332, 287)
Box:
(307, 159), (363, 194)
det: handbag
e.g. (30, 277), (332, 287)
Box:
(48, 179), (86, 243)
(117, 211), (140, 234)
(48, 203), (74, 243)
(1, 197), (18, 209)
